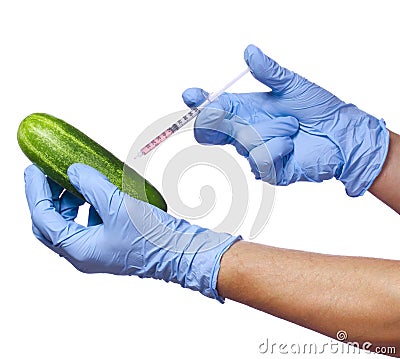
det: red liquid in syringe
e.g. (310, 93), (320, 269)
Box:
(140, 128), (174, 155)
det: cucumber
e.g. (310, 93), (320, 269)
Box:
(17, 113), (167, 211)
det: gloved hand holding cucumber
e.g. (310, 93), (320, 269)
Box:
(20, 44), (392, 305)
(19, 113), (239, 302)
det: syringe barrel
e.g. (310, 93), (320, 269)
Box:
(137, 67), (249, 158)
(172, 107), (201, 132)
(140, 128), (174, 155)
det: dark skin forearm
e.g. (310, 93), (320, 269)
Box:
(217, 129), (400, 356)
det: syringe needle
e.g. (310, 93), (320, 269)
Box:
(135, 67), (250, 158)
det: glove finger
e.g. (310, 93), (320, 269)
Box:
(44, 177), (63, 213)
(182, 87), (234, 145)
(183, 88), (253, 120)
(59, 191), (85, 221)
(46, 177), (85, 218)
(67, 163), (120, 223)
(31, 223), (54, 248)
(184, 88), (265, 147)
(46, 177), (85, 221)
(248, 137), (294, 184)
(25, 165), (53, 215)
(233, 116), (299, 156)
(24, 164), (84, 247)
(194, 102), (234, 145)
(88, 205), (103, 226)
(182, 87), (209, 108)
(244, 44), (302, 94)
(24, 166), (58, 247)
(47, 178), (64, 199)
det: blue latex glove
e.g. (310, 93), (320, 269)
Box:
(24, 163), (240, 302)
(182, 44), (389, 197)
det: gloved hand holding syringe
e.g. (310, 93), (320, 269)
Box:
(134, 67), (250, 158)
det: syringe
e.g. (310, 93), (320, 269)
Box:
(135, 67), (250, 158)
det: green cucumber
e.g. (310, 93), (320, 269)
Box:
(17, 113), (167, 211)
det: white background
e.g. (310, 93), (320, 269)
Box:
(1, 0), (400, 358)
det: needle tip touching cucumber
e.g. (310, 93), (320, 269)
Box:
(18, 113), (167, 211)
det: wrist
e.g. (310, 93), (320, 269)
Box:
(150, 229), (242, 303)
(205, 233), (242, 302)
(368, 130), (400, 213)
(337, 106), (389, 197)
(216, 240), (247, 300)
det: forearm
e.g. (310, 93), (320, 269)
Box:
(369, 130), (400, 213)
(217, 241), (400, 353)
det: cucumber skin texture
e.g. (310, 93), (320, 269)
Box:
(18, 113), (167, 212)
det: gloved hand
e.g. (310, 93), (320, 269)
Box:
(182, 44), (389, 197)
(24, 163), (240, 302)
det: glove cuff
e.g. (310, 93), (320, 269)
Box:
(208, 235), (242, 303)
(181, 232), (242, 303)
(338, 108), (389, 197)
